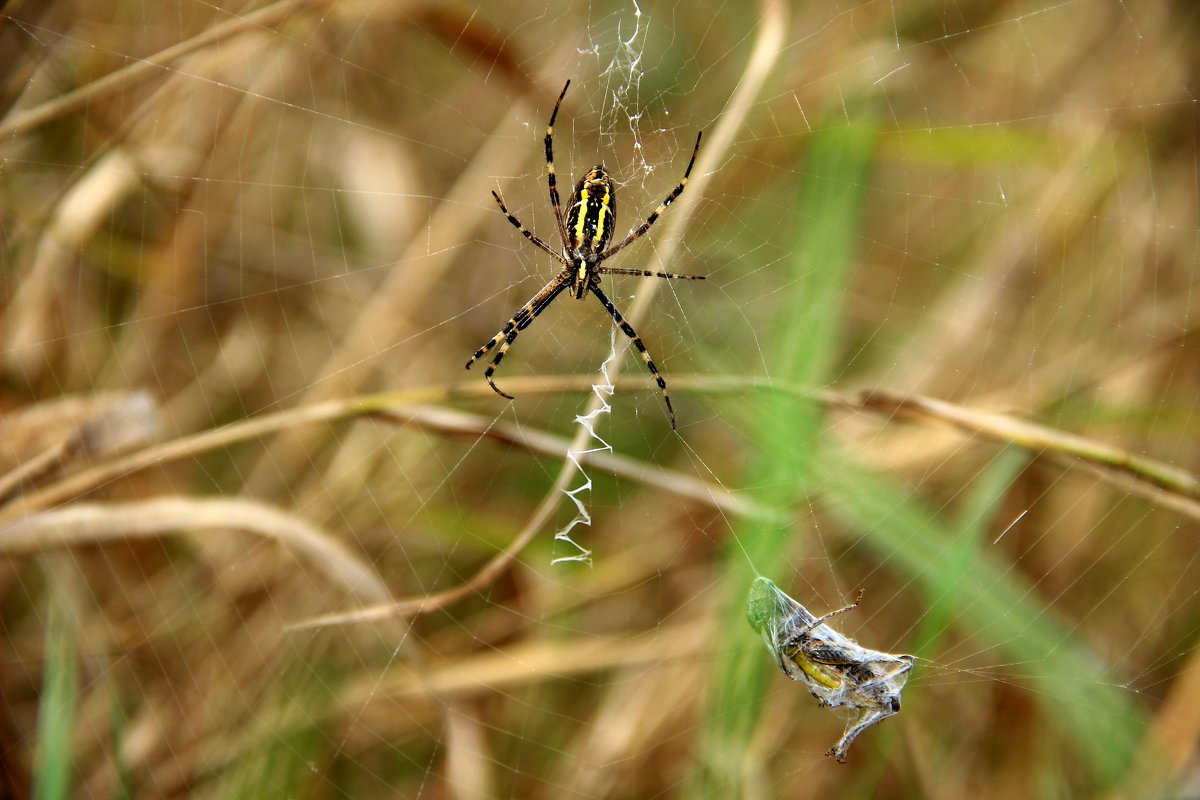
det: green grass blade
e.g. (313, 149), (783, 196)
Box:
(907, 447), (1031, 657)
(818, 451), (1144, 788)
(108, 686), (133, 800)
(693, 101), (879, 795)
(33, 597), (78, 800)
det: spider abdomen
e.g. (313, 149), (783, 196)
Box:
(567, 166), (617, 256)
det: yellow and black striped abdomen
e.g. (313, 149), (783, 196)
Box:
(566, 166), (617, 256)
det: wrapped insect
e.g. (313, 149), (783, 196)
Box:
(746, 577), (914, 762)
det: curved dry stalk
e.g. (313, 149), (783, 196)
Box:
(290, 458), (574, 629)
(0, 385), (450, 521)
(0, 497), (391, 604)
(0, 397), (349, 522)
(0, 391), (158, 503)
(0, 382), (550, 520)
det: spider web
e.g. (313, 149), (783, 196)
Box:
(0, 1), (1198, 798)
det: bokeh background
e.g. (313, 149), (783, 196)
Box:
(1, 1), (1198, 797)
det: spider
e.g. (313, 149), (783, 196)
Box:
(465, 79), (705, 429)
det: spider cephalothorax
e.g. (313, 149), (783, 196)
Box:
(465, 80), (705, 429)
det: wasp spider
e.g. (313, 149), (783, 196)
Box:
(465, 79), (705, 429)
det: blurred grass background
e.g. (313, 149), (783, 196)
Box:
(1, 1), (1198, 798)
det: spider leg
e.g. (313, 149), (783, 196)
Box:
(596, 267), (706, 281)
(546, 79), (572, 251)
(491, 191), (569, 265)
(588, 282), (677, 430)
(466, 272), (571, 398)
(598, 130), (702, 261)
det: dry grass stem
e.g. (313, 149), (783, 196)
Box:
(0, 497), (390, 603)
(853, 389), (1200, 517)
(0, 0), (326, 141)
